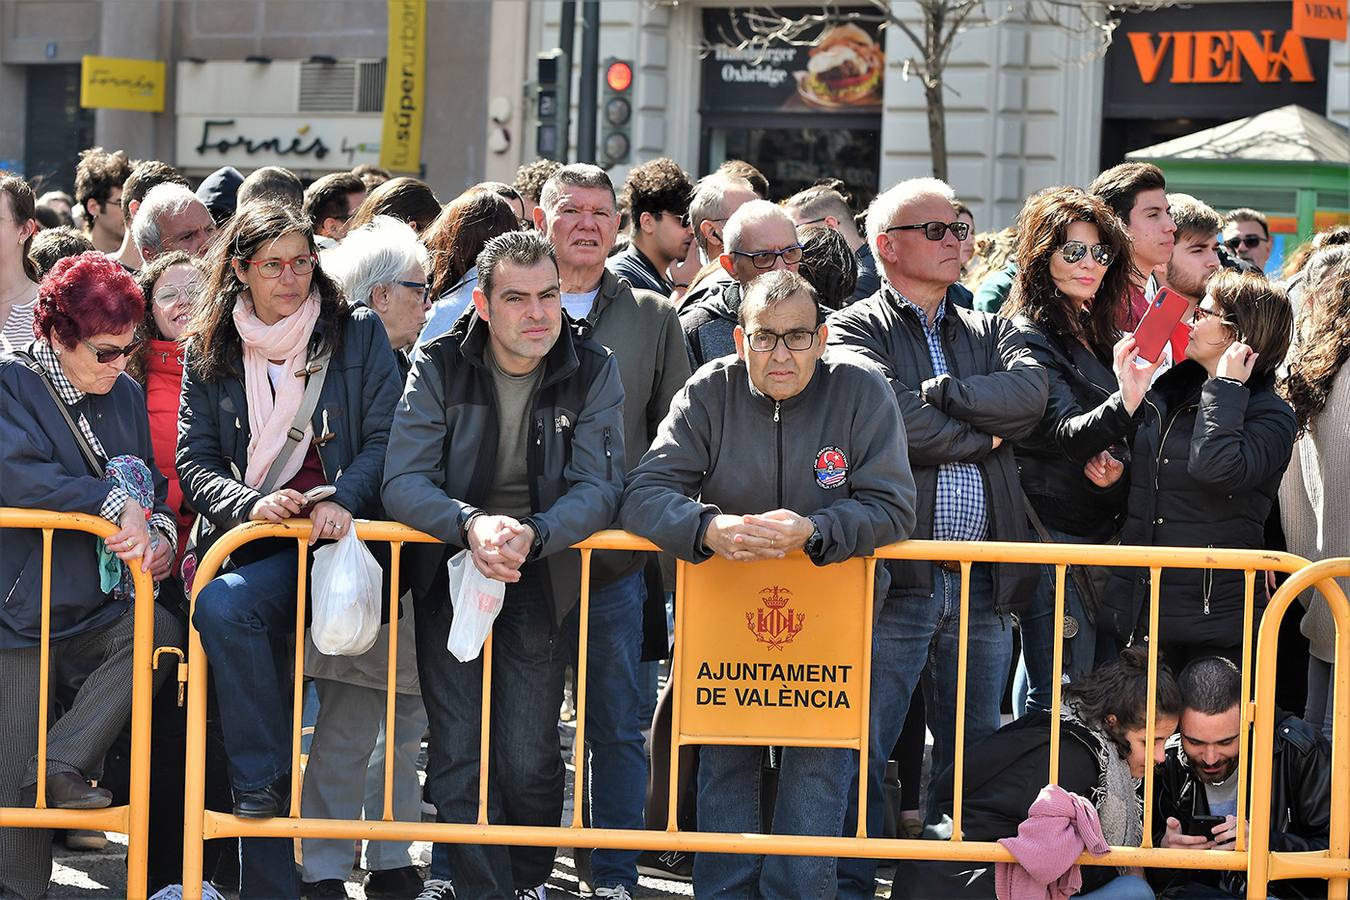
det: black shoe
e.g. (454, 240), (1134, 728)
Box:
(302, 879), (348, 899)
(232, 773), (291, 819)
(636, 848), (693, 882)
(364, 865), (424, 898)
(19, 772), (113, 810)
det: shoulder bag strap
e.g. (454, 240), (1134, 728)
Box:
(257, 346), (332, 495)
(13, 349), (104, 477)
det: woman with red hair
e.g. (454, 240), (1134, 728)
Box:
(0, 250), (181, 900)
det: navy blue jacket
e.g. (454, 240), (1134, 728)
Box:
(0, 353), (172, 648)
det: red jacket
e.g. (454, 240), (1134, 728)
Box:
(143, 339), (192, 562)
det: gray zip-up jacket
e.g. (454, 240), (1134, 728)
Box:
(620, 352), (917, 576)
(382, 309), (626, 625)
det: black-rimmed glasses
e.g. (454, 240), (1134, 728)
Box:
(885, 221), (970, 242)
(732, 245), (804, 270)
(396, 280), (431, 302)
(746, 329), (818, 352)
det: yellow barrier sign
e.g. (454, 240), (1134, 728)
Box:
(677, 554), (871, 743)
(80, 56), (165, 112)
(380, 0), (426, 173)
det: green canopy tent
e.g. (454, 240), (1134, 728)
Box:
(1127, 104), (1350, 271)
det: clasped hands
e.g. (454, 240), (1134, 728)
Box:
(465, 514), (537, 583)
(702, 509), (815, 562)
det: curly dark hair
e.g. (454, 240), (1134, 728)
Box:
(620, 158), (693, 233)
(796, 224), (858, 311)
(73, 146), (131, 210)
(1066, 646), (1181, 760)
(513, 159), (562, 204)
(1001, 187), (1133, 359)
(422, 189), (519, 297)
(1282, 248), (1350, 433)
(184, 202), (348, 382)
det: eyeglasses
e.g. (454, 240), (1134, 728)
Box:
(747, 329), (818, 353)
(241, 254), (317, 279)
(732, 245), (804, 270)
(1059, 241), (1117, 267)
(798, 216), (830, 227)
(151, 284), (201, 307)
(396, 280), (431, 301)
(1191, 305), (1235, 327)
(83, 338), (142, 363)
(884, 221), (970, 242)
(659, 211), (692, 228)
(1224, 234), (1265, 251)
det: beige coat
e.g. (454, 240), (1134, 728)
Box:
(1279, 365), (1350, 662)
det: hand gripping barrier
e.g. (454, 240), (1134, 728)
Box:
(178, 520), (1350, 900)
(0, 508), (163, 900)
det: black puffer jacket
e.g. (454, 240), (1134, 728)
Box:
(1099, 361), (1297, 645)
(1151, 712), (1331, 900)
(1011, 319), (1133, 536)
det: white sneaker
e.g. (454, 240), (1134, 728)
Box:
(416, 880), (455, 900)
(594, 887), (633, 900)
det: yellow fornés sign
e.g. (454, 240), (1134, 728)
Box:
(80, 56), (166, 112)
(677, 553), (873, 745)
(380, 0), (426, 173)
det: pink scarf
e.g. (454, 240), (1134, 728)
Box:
(232, 290), (322, 490)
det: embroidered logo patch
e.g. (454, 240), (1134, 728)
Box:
(813, 446), (848, 489)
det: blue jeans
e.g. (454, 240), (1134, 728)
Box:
(1013, 522), (1111, 717)
(837, 563), (1012, 899)
(193, 550), (306, 899)
(1079, 874), (1156, 899)
(415, 564), (568, 898)
(569, 570), (648, 890)
(694, 744), (854, 898)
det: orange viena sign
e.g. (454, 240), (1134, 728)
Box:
(677, 553), (872, 745)
(1126, 29), (1316, 83)
(1293, 0), (1348, 41)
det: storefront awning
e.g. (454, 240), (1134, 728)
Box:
(1125, 104), (1349, 165)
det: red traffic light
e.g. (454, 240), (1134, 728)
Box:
(606, 60), (633, 93)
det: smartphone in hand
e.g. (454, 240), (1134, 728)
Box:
(303, 485), (336, 506)
(1182, 814), (1227, 838)
(1132, 287), (1190, 364)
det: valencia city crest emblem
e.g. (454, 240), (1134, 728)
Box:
(746, 585), (805, 650)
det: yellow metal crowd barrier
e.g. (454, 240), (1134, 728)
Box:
(169, 521), (1348, 900)
(0, 508), (161, 900)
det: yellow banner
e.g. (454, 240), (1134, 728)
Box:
(80, 56), (166, 112)
(380, 0), (426, 173)
(677, 554), (872, 744)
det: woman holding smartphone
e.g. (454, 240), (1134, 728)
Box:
(177, 202), (401, 899)
(1095, 271), (1296, 670)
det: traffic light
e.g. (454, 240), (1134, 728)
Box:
(536, 49), (568, 161)
(601, 58), (633, 167)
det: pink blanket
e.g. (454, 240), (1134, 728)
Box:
(995, 784), (1111, 900)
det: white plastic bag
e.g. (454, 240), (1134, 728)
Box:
(446, 549), (506, 662)
(310, 528), (382, 656)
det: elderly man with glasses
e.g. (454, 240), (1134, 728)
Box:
(680, 199), (805, 369)
(827, 177), (1049, 899)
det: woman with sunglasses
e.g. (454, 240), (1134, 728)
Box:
(178, 202), (402, 899)
(1096, 270), (1296, 671)
(0, 251), (182, 900)
(1001, 187), (1144, 715)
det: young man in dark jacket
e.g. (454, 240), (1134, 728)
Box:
(1153, 657), (1331, 900)
(382, 231), (626, 899)
(623, 270), (916, 899)
(827, 177), (1048, 899)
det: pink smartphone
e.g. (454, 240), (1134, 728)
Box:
(1132, 287), (1189, 363)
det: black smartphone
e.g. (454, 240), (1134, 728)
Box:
(1182, 814), (1227, 837)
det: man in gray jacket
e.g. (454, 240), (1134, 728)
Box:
(534, 163), (691, 897)
(382, 230), (626, 899)
(622, 270), (917, 899)
(827, 177), (1048, 899)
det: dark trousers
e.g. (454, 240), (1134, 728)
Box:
(416, 564), (569, 899)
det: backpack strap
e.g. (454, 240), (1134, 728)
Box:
(13, 349), (104, 477)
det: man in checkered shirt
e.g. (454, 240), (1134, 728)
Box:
(827, 177), (1049, 899)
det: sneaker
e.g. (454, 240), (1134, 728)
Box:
(593, 887), (633, 900)
(301, 879), (349, 899)
(415, 880), (455, 900)
(573, 846), (593, 896)
(515, 886), (547, 900)
(365, 866), (424, 898)
(637, 848), (693, 882)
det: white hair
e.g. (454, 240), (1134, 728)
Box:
(722, 199), (795, 255)
(320, 215), (430, 306)
(865, 177), (957, 258)
(689, 174), (756, 254)
(132, 183), (204, 257)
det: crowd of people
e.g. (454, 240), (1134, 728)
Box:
(0, 144), (1346, 900)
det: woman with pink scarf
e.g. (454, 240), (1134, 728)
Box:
(177, 202), (402, 899)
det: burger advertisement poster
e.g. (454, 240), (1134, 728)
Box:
(701, 7), (885, 113)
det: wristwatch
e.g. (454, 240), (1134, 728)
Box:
(803, 516), (824, 558)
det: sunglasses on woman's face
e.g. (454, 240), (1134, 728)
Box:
(83, 338), (142, 363)
(1058, 241), (1116, 267)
